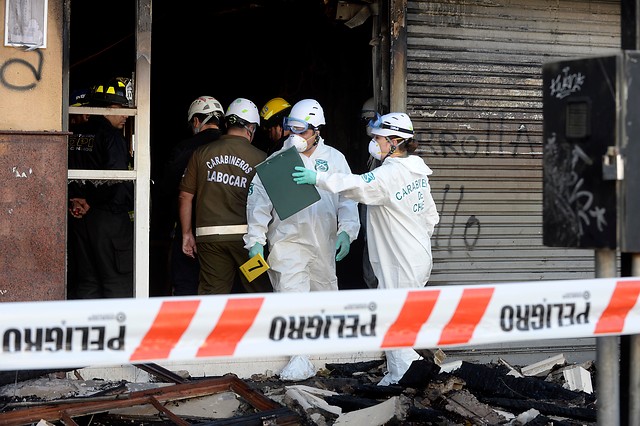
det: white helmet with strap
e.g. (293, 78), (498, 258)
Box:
(187, 96), (224, 122)
(225, 98), (260, 127)
(369, 112), (414, 139)
(284, 99), (326, 134)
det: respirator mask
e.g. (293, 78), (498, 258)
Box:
(285, 134), (312, 153)
(368, 139), (383, 161)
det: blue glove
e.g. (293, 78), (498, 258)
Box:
(335, 231), (351, 262)
(248, 243), (264, 259)
(292, 166), (317, 185)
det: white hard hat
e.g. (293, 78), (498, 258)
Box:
(225, 98), (261, 126)
(287, 99), (326, 129)
(187, 96), (224, 122)
(369, 112), (414, 139)
(361, 97), (376, 120)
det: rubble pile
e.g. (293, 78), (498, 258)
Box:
(251, 355), (596, 425)
(0, 353), (597, 425)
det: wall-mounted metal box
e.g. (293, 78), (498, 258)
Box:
(542, 51), (640, 252)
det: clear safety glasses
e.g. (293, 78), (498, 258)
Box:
(283, 117), (313, 134)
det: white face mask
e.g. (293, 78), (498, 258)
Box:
(285, 134), (310, 153)
(368, 139), (383, 161)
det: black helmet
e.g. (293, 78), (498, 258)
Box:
(70, 88), (91, 106)
(90, 77), (133, 107)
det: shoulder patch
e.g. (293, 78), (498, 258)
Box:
(361, 172), (375, 183)
(315, 159), (329, 172)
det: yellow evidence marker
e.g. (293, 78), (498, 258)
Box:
(239, 252), (270, 282)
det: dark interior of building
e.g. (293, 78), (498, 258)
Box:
(68, 0), (375, 295)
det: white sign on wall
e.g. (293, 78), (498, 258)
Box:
(4, 0), (47, 48)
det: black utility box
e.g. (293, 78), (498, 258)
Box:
(542, 51), (640, 251)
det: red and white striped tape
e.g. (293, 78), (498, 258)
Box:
(1, 277), (639, 370)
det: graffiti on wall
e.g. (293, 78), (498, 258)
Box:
(423, 115), (539, 252)
(421, 116), (539, 158)
(542, 131), (614, 248)
(433, 184), (481, 252)
(541, 57), (618, 249)
(0, 48), (43, 91)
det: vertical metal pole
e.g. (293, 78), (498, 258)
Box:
(620, 3), (640, 423)
(629, 254), (640, 424)
(596, 248), (620, 425)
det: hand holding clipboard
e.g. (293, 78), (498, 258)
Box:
(255, 146), (321, 220)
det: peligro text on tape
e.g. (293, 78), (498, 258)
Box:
(1, 277), (639, 371)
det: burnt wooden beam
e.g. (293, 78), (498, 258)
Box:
(481, 396), (596, 422)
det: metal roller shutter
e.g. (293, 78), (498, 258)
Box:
(406, 0), (620, 285)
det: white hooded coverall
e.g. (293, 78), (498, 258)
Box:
(316, 155), (439, 289)
(244, 137), (360, 293)
(315, 154), (440, 385)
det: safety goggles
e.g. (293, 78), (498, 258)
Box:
(368, 113), (413, 136)
(367, 112), (383, 130)
(283, 117), (314, 134)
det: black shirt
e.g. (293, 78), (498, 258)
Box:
(158, 128), (223, 235)
(68, 115), (133, 213)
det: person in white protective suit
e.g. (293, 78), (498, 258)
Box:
(359, 97), (380, 289)
(244, 99), (361, 380)
(292, 112), (440, 386)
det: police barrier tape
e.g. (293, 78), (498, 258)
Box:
(1, 277), (639, 371)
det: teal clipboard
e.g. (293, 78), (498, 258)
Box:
(255, 146), (321, 220)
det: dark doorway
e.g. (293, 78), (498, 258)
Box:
(69, 0), (374, 295)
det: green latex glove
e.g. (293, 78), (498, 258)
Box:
(335, 231), (351, 261)
(292, 166), (317, 185)
(248, 243), (264, 259)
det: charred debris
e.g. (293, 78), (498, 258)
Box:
(0, 351), (596, 425)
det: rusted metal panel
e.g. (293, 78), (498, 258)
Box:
(406, 0), (620, 285)
(0, 132), (68, 302)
